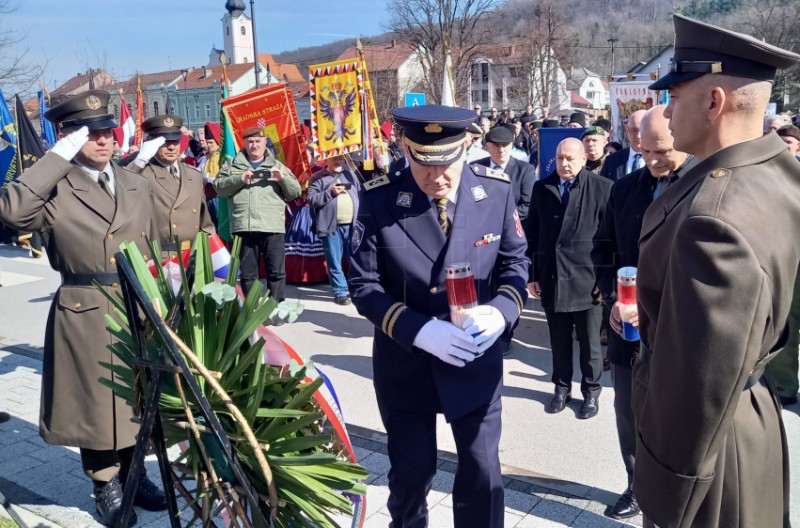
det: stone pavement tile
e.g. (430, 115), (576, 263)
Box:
(0, 453), (45, 479)
(0, 421), (40, 446)
(360, 452), (391, 484)
(427, 469), (454, 508)
(0, 437), (45, 464)
(571, 509), (627, 528)
(363, 510), (392, 528)
(427, 502), (454, 525)
(353, 445), (372, 462)
(505, 510), (525, 528)
(524, 497), (583, 526)
(504, 488), (542, 516)
(365, 476), (390, 517)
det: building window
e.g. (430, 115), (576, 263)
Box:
(153, 101), (159, 116)
(226, 27), (230, 36)
(509, 67), (520, 78)
(480, 63), (489, 83)
(472, 90), (481, 102)
(482, 89), (488, 102)
(195, 104), (200, 118)
(471, 63), (490, 84)
(495, 88), (503, 100)
(586, 91), (596, 100)
(205, 103), (211, 117)
(241, 26), (246, 35)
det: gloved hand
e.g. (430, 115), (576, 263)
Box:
(51, 126), (89, 161)
(413, 320), (479, 367)
(462, 306), (507, 355)
(134, 136), (166, 167)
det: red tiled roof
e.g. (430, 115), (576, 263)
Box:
(337, 42), (417, 72)
(52, 70), (116, 96)
(176, 63), (255, 89)
(571, 91), (591, 107)
(108, 69), (185, 95)
(258, 54), (304, 83)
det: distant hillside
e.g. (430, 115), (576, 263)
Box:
(274, 33), (397, 77)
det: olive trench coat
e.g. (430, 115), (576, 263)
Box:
(633, 134), (800, 528)
(0, 152), (158, 450)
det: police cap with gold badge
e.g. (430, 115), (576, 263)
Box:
(392, 105), (475, 166)
(650, 14), (800, 90)
(141, 114), (183, 141)
(44, 90), (117, 131)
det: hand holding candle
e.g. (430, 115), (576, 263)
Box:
(617, 267), (640, 341)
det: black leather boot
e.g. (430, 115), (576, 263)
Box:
(94, 477), (137, 527)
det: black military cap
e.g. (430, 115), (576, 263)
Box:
(141, 114), (183, 141)
(530, 120), (543, 130)
(520, 115), (534, 125)
(542, 119), (559, 128)
(593, 118), (612, 133)
(651, 14), (800, 90)
(44, 90), (117, 131)
(581, 125), (606, 139)
(569, 112), (586, 127)
(392, 105), (475, 166)
(485, 126), (514, 144)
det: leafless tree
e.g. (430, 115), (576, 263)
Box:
(386, 0), (500, 105)
(0, 0), (48, 94)
(505, 0), (578, 113)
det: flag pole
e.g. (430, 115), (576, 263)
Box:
(356, 39), (386, 171)
(11, 95), (22, 176)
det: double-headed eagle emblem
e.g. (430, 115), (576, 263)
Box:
(319, 81), (357, 142)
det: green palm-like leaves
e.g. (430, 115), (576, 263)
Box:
(99, 234), (367, 527)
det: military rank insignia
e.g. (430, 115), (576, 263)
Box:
(513, 209), (524, 238)
(352, 221), (365, 253)
(474, 233), (501, 247)
(396, 192), (413, 207)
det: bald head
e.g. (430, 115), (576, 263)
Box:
(626, 110), (648, 152)
(640, 105), (688, 178)
(556, 137), (587, 180)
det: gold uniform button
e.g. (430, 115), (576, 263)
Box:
(74, 302), (81, 309)
(172, 224), (177, 229)
(141, 232), (146, 237)
(430, 286), (438, 293)
(111, 283), (119, 288)
(192, 208), (197, 213)
(711, 168), (728, 178)
(107, 234), (113, 240)
(109, 257), (116, 265)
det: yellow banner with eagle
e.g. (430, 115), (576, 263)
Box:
(309, 58), (363, 160)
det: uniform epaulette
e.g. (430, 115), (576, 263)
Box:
(471, 163), (510, 183)
(364, 175), (392, 191)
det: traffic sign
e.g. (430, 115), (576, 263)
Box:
(404, 93), (426, 107)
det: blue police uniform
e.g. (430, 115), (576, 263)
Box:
(349, 105), (529, 527)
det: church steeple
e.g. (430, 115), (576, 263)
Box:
(225, 0), (245, 17)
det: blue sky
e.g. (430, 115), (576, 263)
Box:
(7, 0), (388, 91)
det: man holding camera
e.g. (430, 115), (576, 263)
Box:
(307, 155), (361, 305)
(214, 126), (301, 300)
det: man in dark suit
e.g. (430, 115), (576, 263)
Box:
(477, 126), (536, 224)
(593, 104), (689, 520)
(633, 15), (800, 528)
(599, 109), (647, 182)
(527, 137), (612, 419)
(349, 105), (529, 528)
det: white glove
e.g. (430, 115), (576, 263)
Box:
(462, 306), (507, 355)
(51, 126), (89, 161)
(413, 320), (479, 367)
(134, 136), (166, 167)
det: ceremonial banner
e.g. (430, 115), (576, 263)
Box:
(609, 81), (657, 142)
(117, 94), (135, 153)
(216, 79), (237, 243)
(222, 83), (309, 183)
(308, 58), (363, 160)
(537, 128), (583, 179)
(135, 76), (145, 146)
(0, 88), (19, 188)
(38, 90), (56, 147)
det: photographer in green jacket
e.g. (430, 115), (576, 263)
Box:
(214, 126), (301, 301)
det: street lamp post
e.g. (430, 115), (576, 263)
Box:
(181, 69), (189, 122)
(607, 38), (618, 77)
(250, 0), (261, 88)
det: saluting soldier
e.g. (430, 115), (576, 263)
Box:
(0, 90), (166, 526)
(349, 105), (529, 528)
(632, 15), (800, 528)
(131, 115), (215, 255)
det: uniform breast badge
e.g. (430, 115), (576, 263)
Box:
(396, 192), (413, 207)
(471, 185), (488, 202)
(474, 233), (501, 247)
(351, 221), (365, 253)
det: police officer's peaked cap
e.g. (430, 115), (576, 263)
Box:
(650, 14), (800, 90)
(392, 105), (475, 166)
(44, 90), (117, 131)
(141, 114), (183, 141)
(485, 126), (514, 144)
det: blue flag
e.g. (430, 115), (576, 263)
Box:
(537, 127), (583, 179)
(0, 87), (19, 189)
(38, 91), (56, 147)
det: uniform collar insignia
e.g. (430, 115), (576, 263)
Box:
(471, 185), (487, 201)
(396, 191), (413, 207)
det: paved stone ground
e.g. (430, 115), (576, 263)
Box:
(0, 346), (641, 528)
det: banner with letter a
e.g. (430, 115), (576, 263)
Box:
(608, 81), (657, 142)
(221, 84), (309, 185)
(308, 58), (363, 160)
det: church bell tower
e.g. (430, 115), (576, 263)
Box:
(222, 0), (254, 64)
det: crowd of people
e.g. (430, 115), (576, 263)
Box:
(1, 11), (799, 528)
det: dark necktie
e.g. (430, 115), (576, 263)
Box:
(436, 198), (450, 236)
(99, 171), (114, 201)
(169, 164), (178, 178)
(561, 181), (572, 210)
(632, 153), (643, 171)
